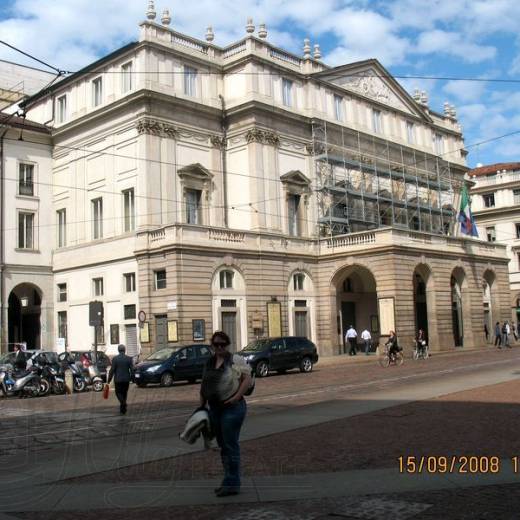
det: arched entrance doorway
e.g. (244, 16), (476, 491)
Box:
(332, 265), (378, 353)
(413, 265), (431, 341)
(451, 268), (465, 347)
(7, 283), (42, 351)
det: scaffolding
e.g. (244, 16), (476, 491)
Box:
(312, 119), (456, 237)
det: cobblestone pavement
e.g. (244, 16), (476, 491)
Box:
(12, 482), (520, 520)
(1, 347), (517, 459)
(67, 377), (520, 483)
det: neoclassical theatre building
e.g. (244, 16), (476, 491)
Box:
(23, 5), (510, 357)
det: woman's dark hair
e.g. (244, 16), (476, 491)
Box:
(211, 330), (231, 346)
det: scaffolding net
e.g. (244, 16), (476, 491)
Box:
(312, 119), (456, 238)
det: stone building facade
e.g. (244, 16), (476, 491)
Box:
(470, 162), (520, 325)
(22, 5), (509, 357)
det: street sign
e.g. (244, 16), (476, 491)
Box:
(138, 310), (146, 323)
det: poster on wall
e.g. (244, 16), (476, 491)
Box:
(139, 322), (150, 343)
(378, 297), (395, 335)
(192, 319), (205, 341)
(168, 320), (178, 342)
(267, 302), (282, 337)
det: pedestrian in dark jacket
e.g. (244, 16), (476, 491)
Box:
(494, 322), (502, 348)
(107, 344), (134, 414)
(13, 345), (27, 371)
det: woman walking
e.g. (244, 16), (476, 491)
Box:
(200, 331), (252, 497)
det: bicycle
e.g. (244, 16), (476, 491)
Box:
(412, 342), (429, 360)
(378, 344), (404, 368)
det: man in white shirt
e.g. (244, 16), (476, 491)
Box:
(345, 326), (358, 356)
(361, 328), (372, 355)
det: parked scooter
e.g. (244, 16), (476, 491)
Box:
(40, 364), (66, 395)
(84, 364), (104, 392)
(0, 366), (42, 398)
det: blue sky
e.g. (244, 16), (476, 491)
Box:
(1, 0), (519, 167)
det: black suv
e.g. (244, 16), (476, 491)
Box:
(237, 337), (319, 377)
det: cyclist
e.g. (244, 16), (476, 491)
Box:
(415, 329), (427, 358)
(385, 330), (400, 362)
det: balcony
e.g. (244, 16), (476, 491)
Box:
(19, 182), (34, 197)
(136, 224), (508, 261)
(473, 171), (520, 188)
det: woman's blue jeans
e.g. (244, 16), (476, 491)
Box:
(209, 398), (247, 489)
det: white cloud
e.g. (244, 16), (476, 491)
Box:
(415, 30), (496, 63)
(443, 80), (486, 103)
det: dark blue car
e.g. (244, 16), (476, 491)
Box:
(133, 344), (212, 387)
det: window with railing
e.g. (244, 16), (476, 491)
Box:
(18, 163), (34, 196)
(58, 311), (67, 344)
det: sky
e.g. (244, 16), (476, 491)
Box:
(1, 0), (519, 168)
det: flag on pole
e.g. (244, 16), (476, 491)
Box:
(458, 184), (478, 237)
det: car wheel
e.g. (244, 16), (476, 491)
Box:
(299, 356), (313, 373)
(160, 372), (174, 387)
(255, 361), (269, 378)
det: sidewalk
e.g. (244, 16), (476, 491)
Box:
(2, 360), (519, 517)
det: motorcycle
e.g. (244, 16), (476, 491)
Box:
(84, 364), (104, 392)
(0, 366), (42, 398)
(40, 364), (66, 395)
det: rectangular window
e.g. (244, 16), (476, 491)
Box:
(406, 122), (415, 145)
(19, 163), (34, 196)
(294, 299), (307, 307)
(486, 226), (496, 242)
(219, 270), (234, 289)
(185, 189), (201, 224)
(184, 66), (197, 96)
(95, 325), (105, 345)
(124, 304), (136, 320)
(124, 272), (136, 292)
(57, 95), (67, 123)
(372, 109), (382, 134)
(57, 311), (67, 344)
(92, 77), (103, 107)
(93, 277), (104, 297)
(155, 270), (166, 290)
(282, 78), (293, 107)
(57, 209), (66, 248)
(18, 212), (34, 249)
(433, 133), (444, 154)
(121, 61), (133, 93)
(57, 283), (67, 302)
(293, 273), (305, 291)
(514, 189), (520, 205)
(288, 194), (301, 236)
(334, 94), (343, 121)
(516, 223), (520, 239)
(221, 299), (237, 307)
(92, 198), (103, 239)
(122, 188), (135, 232)
(483, 193), (495, 208)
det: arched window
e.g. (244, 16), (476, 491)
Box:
(219, 270), (234, 289)
(293, 273), (305, 291)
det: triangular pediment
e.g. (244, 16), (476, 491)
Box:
(314, 59), (431, 121)
(280, 170), (311, 186)
(178, 163), (213, 180)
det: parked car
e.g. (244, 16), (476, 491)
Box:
(57, 350), (111, 381)
(0, 350), (39, 371)
(134, 345), (212, 387)
(237, 337), (319, 377)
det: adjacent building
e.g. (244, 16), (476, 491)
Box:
(19, 3), (510, 357)
(470, 162), (520, 324)
(0, 115), (54, 351)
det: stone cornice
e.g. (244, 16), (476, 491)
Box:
(136, 118), (178, 138)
